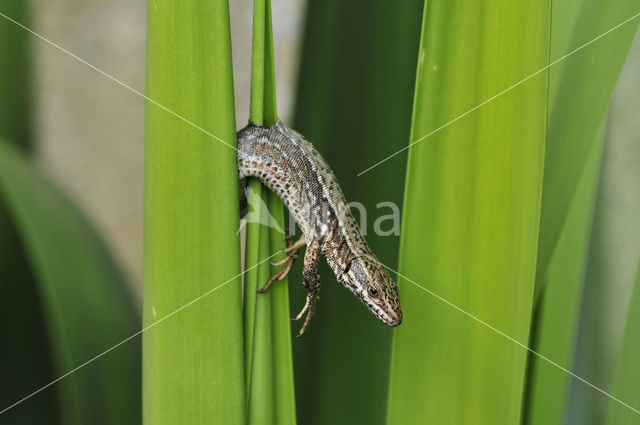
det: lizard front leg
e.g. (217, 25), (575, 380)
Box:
(293, 241), (321, 337)
(258, 235), (305, 293)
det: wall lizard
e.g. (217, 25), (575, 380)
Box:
(238, 120), (402, 337)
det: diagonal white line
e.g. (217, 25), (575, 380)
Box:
(370, 256), (640, 416)
(356, 11), (640, 177)
(0, 11), (238, 152)
(0, 251), (281, 416)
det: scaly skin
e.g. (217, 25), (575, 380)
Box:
(237, 120), (402, 336)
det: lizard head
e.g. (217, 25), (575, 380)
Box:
(342, 255), (403, 327)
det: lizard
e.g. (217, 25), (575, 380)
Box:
(237, 120), (402, 337)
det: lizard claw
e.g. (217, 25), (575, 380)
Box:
(270, 253), (298, 267)
(292, 291), (317, 337)
(257, 260), (293, 293)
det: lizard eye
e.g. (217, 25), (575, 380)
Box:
(368, 286), (379, 298)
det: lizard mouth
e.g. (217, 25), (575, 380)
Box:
(359, 294), (402, 327)
(382, 308), (403, 327)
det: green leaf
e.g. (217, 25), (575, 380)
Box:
(535, 0), (640, 299)
(0, 0), (33, 151)
(605, 262), (640, 424)
(291, 1), (422, 422)
(0, 140), (140, 424)
(567, 32), (640, 425)
(143, 1), (244, 424)
(0, 2), (57, 423)
(244, 0), (296, 423)
(0, 201), (60, 425)
(267, 196), (296, 425)
(245, 202), (277, 425)
(386, 1), (550, 423)
(524, 121), (605, 425)
(527, 3), (640, 421)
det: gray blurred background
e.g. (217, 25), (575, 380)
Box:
(35, 0), (304, 298)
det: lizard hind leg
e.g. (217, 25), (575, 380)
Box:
(258, 235), (306, 293)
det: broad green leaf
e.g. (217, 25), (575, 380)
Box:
(292, 1), (422, 423)
(244, 0), (296, 423)
(0, 140), (140, 424)
(143, 1), (244, 424)
(387, 1), (550, 423)
(605, 262), (640, 424)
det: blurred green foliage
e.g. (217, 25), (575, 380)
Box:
(0, 0), (33, 151)
(606, 265), (640, 424)
(568, 31), (640, 425)
(0, 140), (141, 424)
(526, 1), (640, 423)
(1, 2), (140, 423)
(0, 2), (57, 423)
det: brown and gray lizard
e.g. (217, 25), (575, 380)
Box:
(237, 120), (402, 337)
